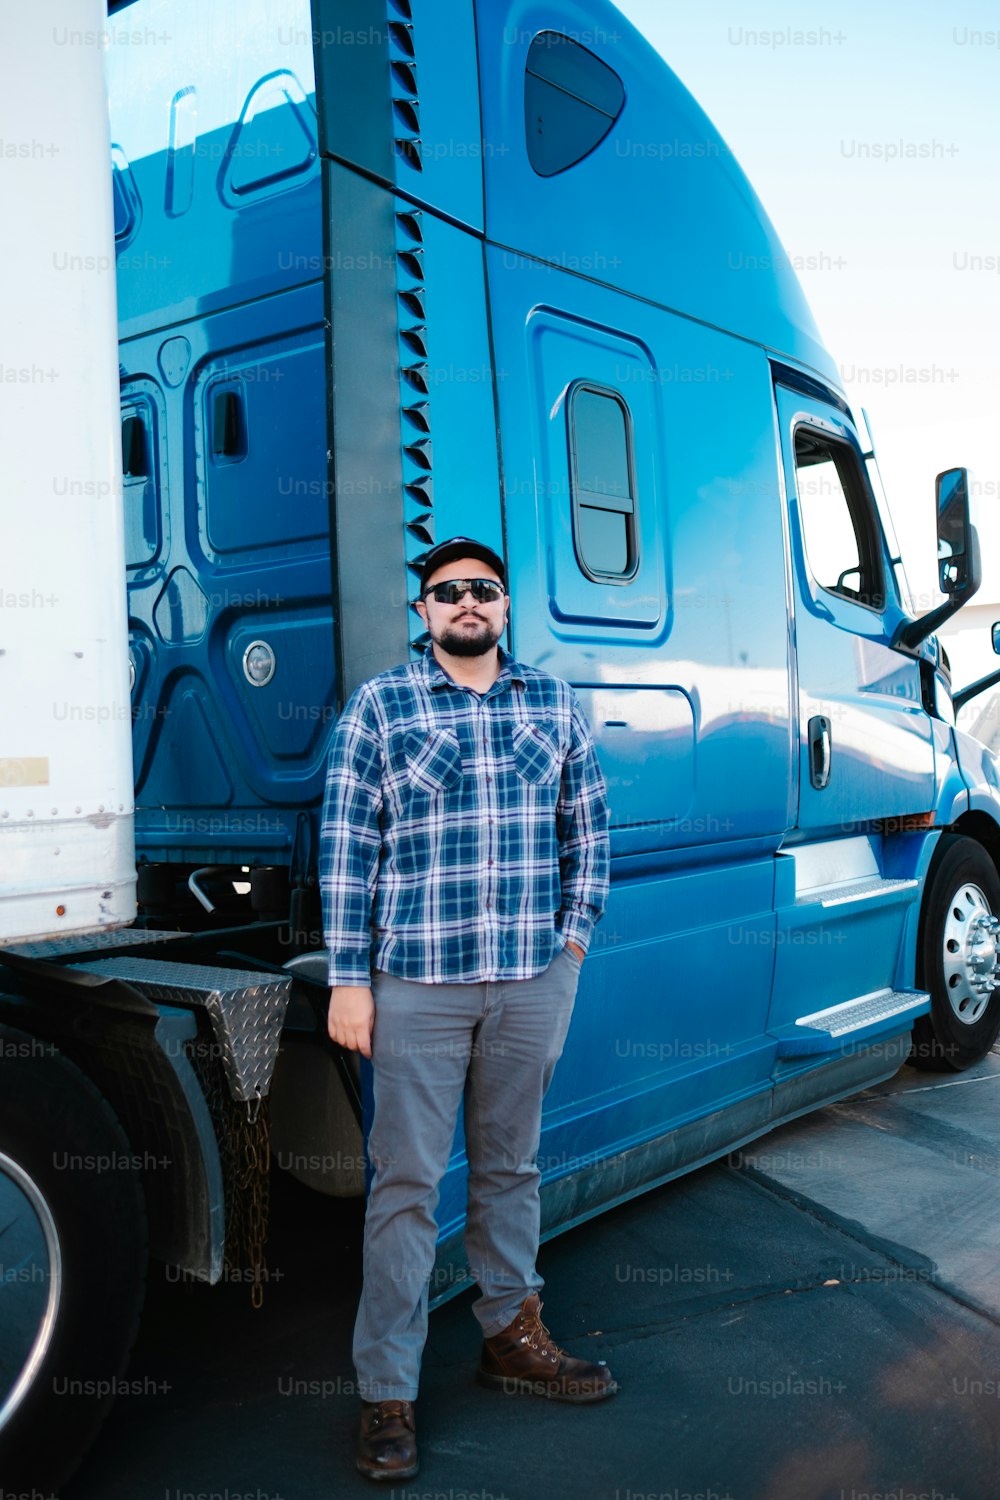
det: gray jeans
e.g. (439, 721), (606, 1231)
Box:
(352, 944), (583, 1400)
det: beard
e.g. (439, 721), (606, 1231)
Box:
(435, 614), (503, 657)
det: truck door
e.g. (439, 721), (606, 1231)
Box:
(482, 250), (796, 1180)
(774, 375), (935, 834)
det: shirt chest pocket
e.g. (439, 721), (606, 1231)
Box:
(403, 728), (464, 794)
(512, 720), (561, 786)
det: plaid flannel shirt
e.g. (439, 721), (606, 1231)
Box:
(320, 646), (610, 985)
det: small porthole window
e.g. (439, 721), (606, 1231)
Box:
(209, 380), (248, 464)
(568, 384), (638, 581)
(121, 413), (148, 479)
(525, 31), (625, 177)
(120, 397), (159, 567)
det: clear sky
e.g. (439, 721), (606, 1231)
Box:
(612, 1), (1000, 617)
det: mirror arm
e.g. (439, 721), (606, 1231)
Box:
(891, 525), (982, 652)
(954, 665), (1000, 715)
(893, 595), (971, 651)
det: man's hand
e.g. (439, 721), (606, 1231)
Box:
(328, 985), (375, 1059)
(565, 941), (585, 962)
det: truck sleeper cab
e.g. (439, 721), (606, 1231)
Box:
(4, 0), (1000, 1486)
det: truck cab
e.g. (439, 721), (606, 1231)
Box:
(3, 0), (999, 1486)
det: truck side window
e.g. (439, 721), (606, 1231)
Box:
(568, 383), (638, 581)
(524, 32), (625, 177)
(794, 427), (884, 610)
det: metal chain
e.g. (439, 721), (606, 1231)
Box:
(223, 1093), (271, 1310)
(185, 1033), (272, 1307)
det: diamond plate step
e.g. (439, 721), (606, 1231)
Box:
(68, 957), (290, 1102)
(3, 926), (190, 959)
(771, 987), (930, 1057)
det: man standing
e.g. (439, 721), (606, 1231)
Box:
(320, 536), (614, 1482)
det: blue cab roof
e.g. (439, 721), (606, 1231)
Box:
(474, 0), (840, 387)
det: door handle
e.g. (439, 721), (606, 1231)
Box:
(808, 715), (832, 790)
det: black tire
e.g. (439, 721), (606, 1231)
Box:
(910, 834), (1000, 1072)
(0, 1021), (148, 1490)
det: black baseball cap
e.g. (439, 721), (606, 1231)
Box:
(419, 536), (506, 594)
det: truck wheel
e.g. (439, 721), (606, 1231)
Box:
(910, 834), (1000, 1072)
(0, 1022), (148, 1489)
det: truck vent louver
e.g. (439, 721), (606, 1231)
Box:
(398, 287), (425, 319)
(402, 402), (431, 433)
(396, 212), (423, 246)
(393, 98), (420, 135)
(400, 326), (427, 358)
(402, 364), (429, 394)
(404, 478), (433, 505)
(387, 20), (415, 57)
(391, 60), (418, 96)
(403, 438), (433, 471)
(388, 15), (421, 171)
(394, 137), (423, 171)
(388, 15), (435, 653)
(397, 248), (424, 280)
(406, 513), (435, 545)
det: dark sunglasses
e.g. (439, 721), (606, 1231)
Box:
(422, 578), (507, 605)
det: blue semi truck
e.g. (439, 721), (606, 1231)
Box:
(5, 0), (1000, 1485)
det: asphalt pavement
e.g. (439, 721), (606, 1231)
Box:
(64, 1051), (1000, 1500)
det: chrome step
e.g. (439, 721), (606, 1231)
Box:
(772, 987), (930, 1057)
(794, 876), (918, 909)
(68, 957), (290, 1102)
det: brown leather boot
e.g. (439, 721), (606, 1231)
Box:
(356, 1399), (419, 1482)
(478, 1293), (618, 1403)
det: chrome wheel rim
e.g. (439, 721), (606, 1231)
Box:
(942, 882), (999, 1025)
(0, 1151), (62, 1433)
